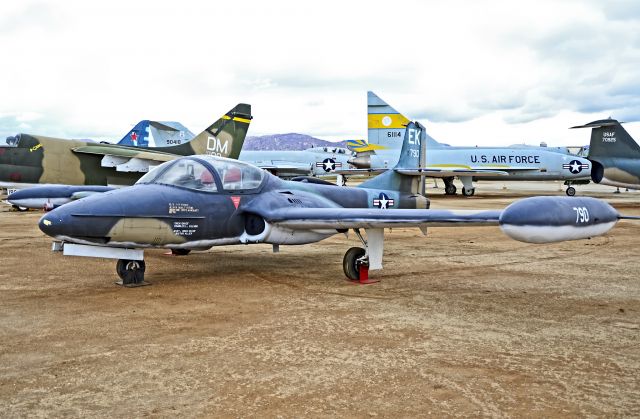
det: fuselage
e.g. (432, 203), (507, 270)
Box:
(589, 157), (640, 189)
(0, 134), (147, 187)
(240, 147), (353, 176)
(39, 156), (427, 250)
(362, 147), (591, 180)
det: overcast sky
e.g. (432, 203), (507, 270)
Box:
(1, 0), (639, 146)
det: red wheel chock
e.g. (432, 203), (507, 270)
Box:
(354, 264), (379, 285)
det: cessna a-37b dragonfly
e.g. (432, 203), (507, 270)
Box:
(39, 121), (631, 286)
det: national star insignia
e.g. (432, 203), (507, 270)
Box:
(373, 192), (395, 209)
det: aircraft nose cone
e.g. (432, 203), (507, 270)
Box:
(38, 210), (67, 238)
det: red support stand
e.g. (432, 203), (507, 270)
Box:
(356, 264), (379, 285)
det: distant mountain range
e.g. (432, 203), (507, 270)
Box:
(244, 133), (348, 151)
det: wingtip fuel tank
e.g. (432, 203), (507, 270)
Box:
(499, 196), (619, 243)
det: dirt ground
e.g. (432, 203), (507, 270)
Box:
(1, 183), (639, 417)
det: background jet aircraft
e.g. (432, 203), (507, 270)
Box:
(346, 92), (591, 196)
(106, 119), (354, 179)
(39, 121), (625, 286)
(571, 119), (640, 190)
(239, 146), (353, 178)
(0, 103), (251, 190)
(116, 120), (195, 148)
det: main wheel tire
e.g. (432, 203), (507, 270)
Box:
(343, 247), (366, 281)
(462, 187), (475, 197)
(445, 184), (457, 195)
(566, 186), (576, 197)
(116, 259), (146, 285)
(171, 249), (191, 256)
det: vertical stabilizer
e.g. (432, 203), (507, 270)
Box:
(572, 119), (640, 159)
(367, 91), (410, 149)
(358, 121), (425, 194)
(151, 104), (252, 159)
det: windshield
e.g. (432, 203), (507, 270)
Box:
(136, 159), (218, 192)
(197, 156), (264, 191)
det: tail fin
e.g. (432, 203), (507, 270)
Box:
(117, 120), (150, 147)
(367, 91), (444, 150)
(358, 121), (425, 193)
(571, 118), (640, 159)
(367, 91), (410, 149)
(118, 121), (196, 148)
(150, 103), (252, 159)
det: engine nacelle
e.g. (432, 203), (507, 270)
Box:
(240, 214), (334, 245)
(499, 196), (619, 243)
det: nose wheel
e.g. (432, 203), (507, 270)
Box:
(566, 186), (576, 196)
(116, 259), (149, 287)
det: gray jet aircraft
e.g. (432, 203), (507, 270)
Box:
(239, 146), (353, 178)
(571, 119), (640, 190)
(346, 92), (591, 196)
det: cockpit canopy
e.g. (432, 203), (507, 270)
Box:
(1, 134), (21, 147)
(136, 156), (265, 192)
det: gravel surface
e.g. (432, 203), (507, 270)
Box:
(1, 185), (639, 417)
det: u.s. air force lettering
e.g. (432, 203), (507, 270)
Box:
(471, 155), (541, 164)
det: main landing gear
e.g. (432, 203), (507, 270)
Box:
(444, 177), (457, 195)
(115, 259), (149, 287)
(342, 229), (379, 284)
(462, 187), (475, 197)
(563, 179), (588, 196)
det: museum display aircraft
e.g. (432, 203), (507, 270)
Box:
(115, 120), (355, 178)
(344, 92), (592, 196)
(39, 121), (629, 286)
(115, 120), (195, 148)
(239, 146), (353, 178)
(2, 104), (251, 210)
(571, 119), (640, 190)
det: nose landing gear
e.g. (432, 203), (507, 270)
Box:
(116, 259), (149, 287)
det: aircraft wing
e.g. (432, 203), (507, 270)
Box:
(396, 168), (510, 177)
(72, 144), (178, 173)
(254, 207), (502, 229)
(334, 168), (388, 176)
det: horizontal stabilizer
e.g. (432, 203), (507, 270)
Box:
(570, 121), (622, 129)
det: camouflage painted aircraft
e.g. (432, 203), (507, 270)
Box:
(345, 92), (591, 196)
(0, 103), (251, 191)
(116, 120), (195, 148)
(39, 121), (629, 286)
(571, 119), (640, 190)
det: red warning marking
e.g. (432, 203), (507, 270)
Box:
(231, 196), (241, 209)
